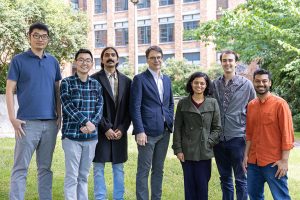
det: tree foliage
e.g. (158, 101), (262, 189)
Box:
(119, 58), (223, 96)
(0, 0), (88, 93)
(192, 0), (300, 129)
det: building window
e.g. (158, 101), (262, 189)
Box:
(115, 0), (128, 11)
(137, 0), (150, 9)
(71, 0), (79, 10)
(138, 19), (151, 44)
(183, 52), (200, 64)
(164, 54), (175, 60)
(183, 21), (199, 30)
(138, 55), (147, 65)
(115, 22), (128, 46)
(95, 0), (107, 13)
(115, 28), (128, 46)
(159, 17), (174, 43)
(138, 26), (151, 44)
(217, 0), (228, 18)
(183, 13), (200, 40)
(94, 58), (101, 69)
(118, 57), (128, 67)
(95, 30), (107, 48)
(159, 0), (174, 6)
(183, 0), (200, 2)
(94, 24), (107, 47)
(217, 0), (228, 9)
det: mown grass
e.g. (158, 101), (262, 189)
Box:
(295, 131), (300, 140)
(0, 135), (299, 200)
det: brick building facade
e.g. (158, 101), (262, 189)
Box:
(68, 0), (246, 75)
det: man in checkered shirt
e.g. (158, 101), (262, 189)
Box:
(60, 48), (103, 200)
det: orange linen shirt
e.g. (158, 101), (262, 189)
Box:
(246, 93), (294, 166)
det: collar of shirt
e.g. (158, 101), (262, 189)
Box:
(104, 69), (117, 79)
(258, 92), (272, 104)
(148, 68), (163, 80)
(221, 74), (239, 85)
(74, 72), (91, 83)
(27, 49), (47, 58)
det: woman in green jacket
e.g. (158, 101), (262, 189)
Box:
(172, 72), (221, 200)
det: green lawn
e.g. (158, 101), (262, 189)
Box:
(295, 131), (300, 140)
(0, 135), (299, 200)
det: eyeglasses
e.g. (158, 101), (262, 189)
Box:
(76, 59), (93, 64)
(32, 34), (49, 40)
(148, 56), (162, 61)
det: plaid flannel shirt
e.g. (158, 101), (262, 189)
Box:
(60, 73), (103, 140)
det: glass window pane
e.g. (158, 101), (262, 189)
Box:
(115, 0), (128, 11)
(95, 0), (107, 13)
(183, 0), (199, 2)
(94, 58), (101, 69)
(138, 26), (151, 44)
(159, 23), (174, 43)
(183, 52), (200, 64)
(138, 55), (147, 64)
(115, 28), (128, 46)
(164, 54), (175, 60)
(137, 0), (150, 9)
(95, 30), (107, 47)
(159, 0), (174, 6)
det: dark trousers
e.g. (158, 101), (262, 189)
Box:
(213, 137), (247, 200)
(136, 131), (170, 200)
(181, 159), (212, 200)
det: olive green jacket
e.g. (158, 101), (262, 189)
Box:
(172, 96), (221, 161)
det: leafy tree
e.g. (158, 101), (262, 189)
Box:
(119, 58), (222, 96)
(192, 0), (300, 130)
(162, 59), (203, 96)
(0, 0), (88, 93)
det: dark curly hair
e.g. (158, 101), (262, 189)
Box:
(186, 72), (212, 96)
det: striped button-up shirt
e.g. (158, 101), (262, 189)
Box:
(104, 69), (118, 103)
(60, 73), (103, 140)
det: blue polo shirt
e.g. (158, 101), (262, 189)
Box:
(7, 49), (62, 120)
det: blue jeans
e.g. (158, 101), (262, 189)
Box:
(136, 131), (170, 200)
(247, 163), (291, 200)
(10, 120), (58, 200)
(213, 137), (247, 200)
(94, 162), (124, 200)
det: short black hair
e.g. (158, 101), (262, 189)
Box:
(186, 72), (212, 96)
(75, 48), (93, 61)
(253, 68), (272, 81)
(100, 47), (119, 69)
(220, 50), (239, 61)
(145, 45), (163, 59)
(29, 22), (49, 36)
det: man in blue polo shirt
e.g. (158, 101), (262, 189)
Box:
(6, 22), (62, 200)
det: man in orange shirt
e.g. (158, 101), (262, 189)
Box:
(243, 69), (294, 200)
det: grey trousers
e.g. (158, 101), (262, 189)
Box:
(62, 138), (97, 200)
(10, 120), (58, 200)
(136, 131), (170, 200)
